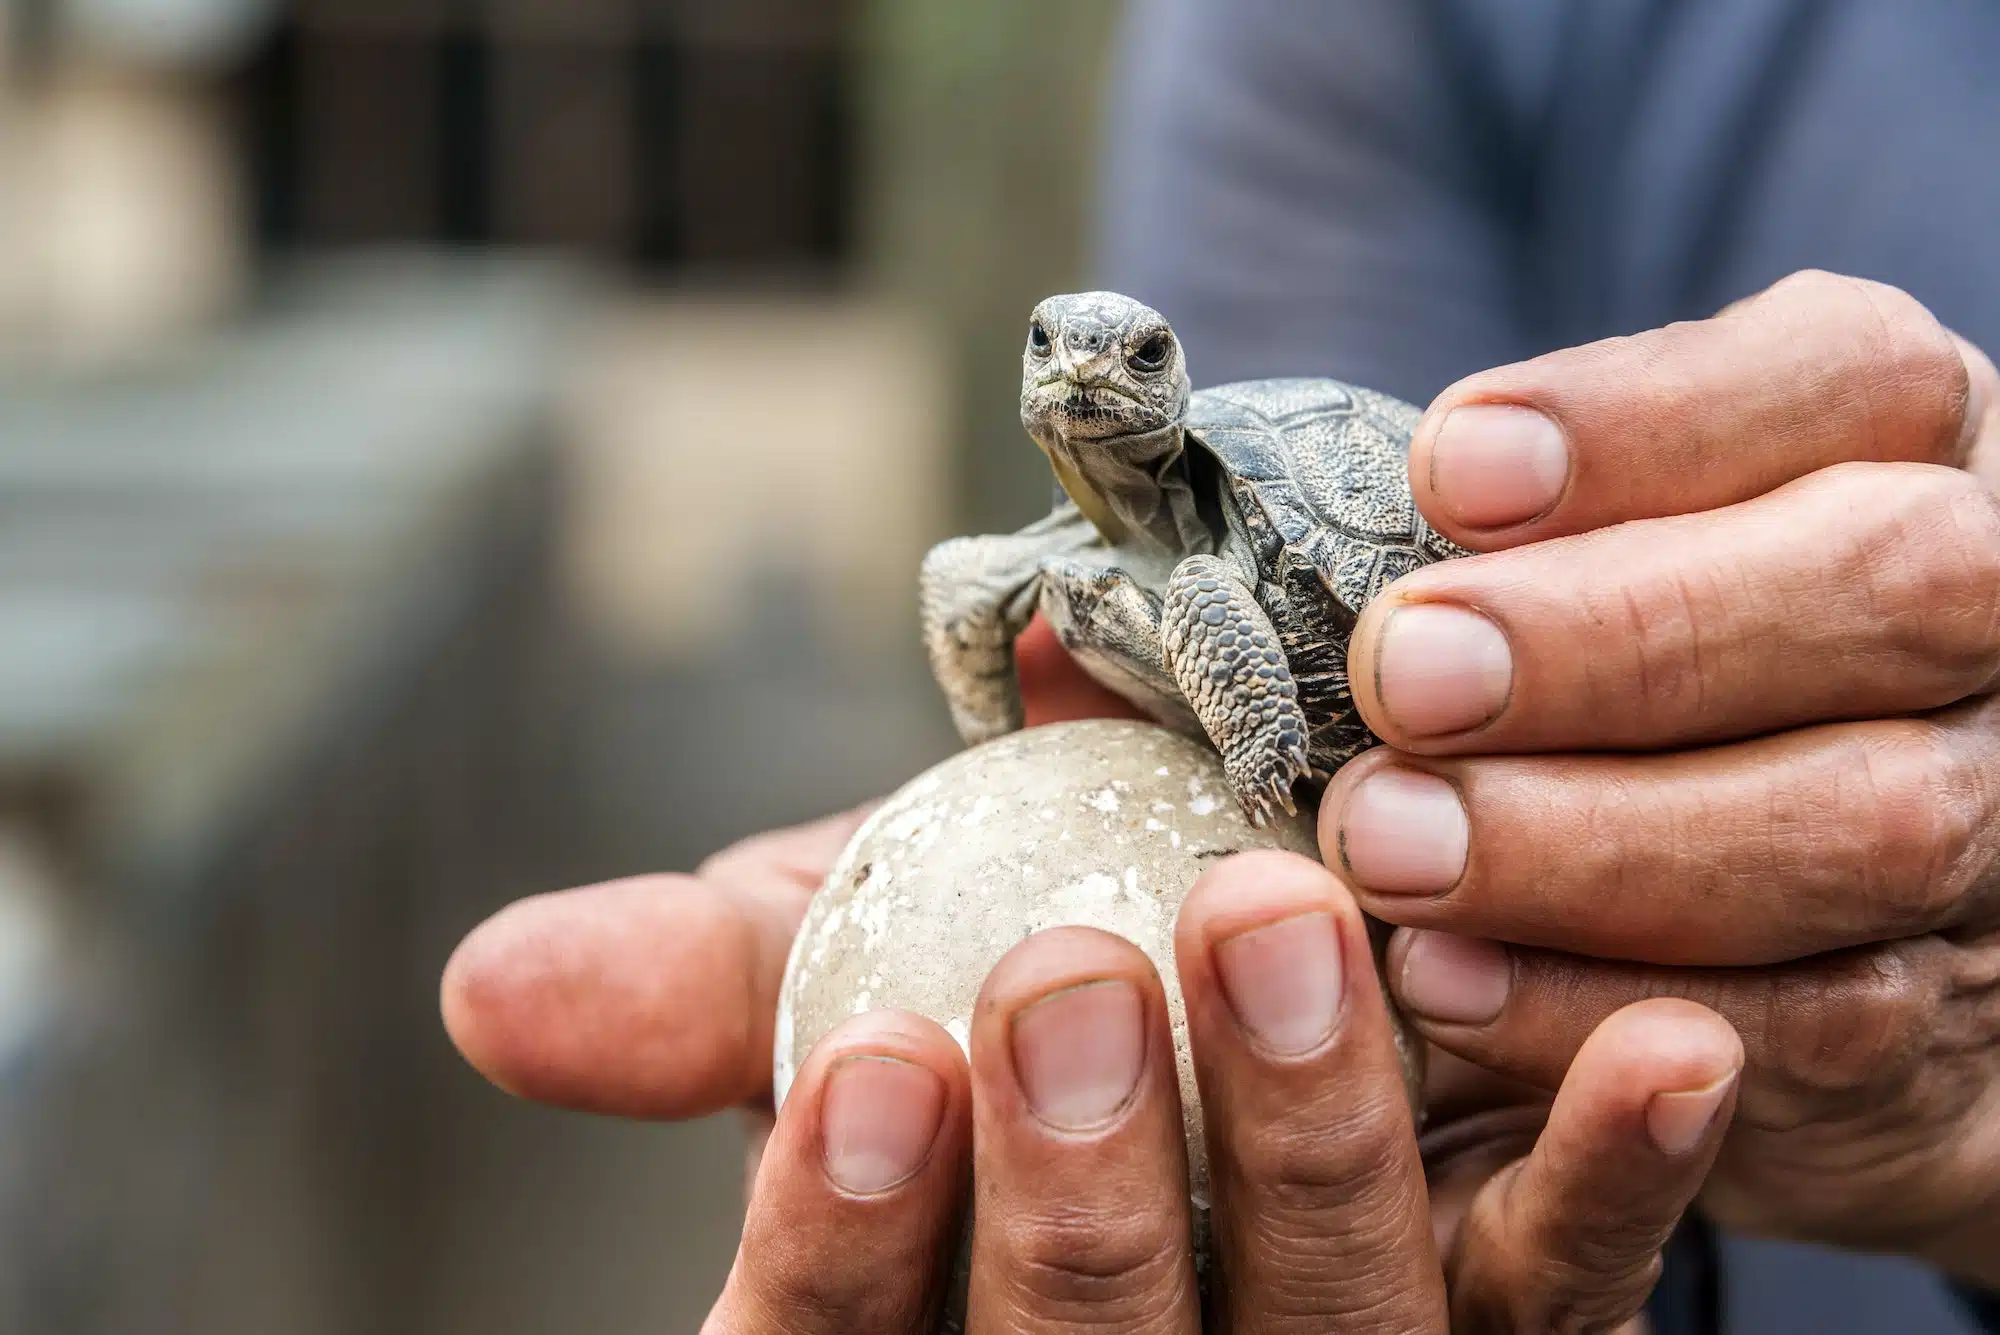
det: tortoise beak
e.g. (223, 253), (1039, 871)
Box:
(1058, 346), (1121, 387)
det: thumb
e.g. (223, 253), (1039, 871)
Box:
(1447, 999), (1742, 1333)
(442, 810), (868, 1119)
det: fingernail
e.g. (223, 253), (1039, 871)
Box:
(822, 1055), (948, 1194)
(1394, 930), (1510, 1025)
(1338, 769), (1469, 894)
(1214, 913), (1345, 1054)
(1012, 980), (1146, 1131)
(1647, 1072), (1738, 1157)
(1429, 404), (1569, 528)
(1374, 604), (1513, 738)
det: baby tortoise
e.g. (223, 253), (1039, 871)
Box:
(921, 292), (1470, 824)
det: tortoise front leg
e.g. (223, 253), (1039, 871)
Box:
(1161, 555), (1312, 825)
(919, 507), (1099, 744)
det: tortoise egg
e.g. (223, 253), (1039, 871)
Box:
(774, 719), (1422, 1225)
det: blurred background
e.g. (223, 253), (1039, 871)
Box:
(0, 0), (1123, 1329)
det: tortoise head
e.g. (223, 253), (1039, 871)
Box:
(1019, 293), (1193, 543)
(1020, 292), (1191, 445)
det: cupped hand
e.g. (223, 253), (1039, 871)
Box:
(437, 616), (1157, 1194)
(695, 853), (1739, 1334)
(1329, 269), (2000, 1286)
(440, 642), (1727, 1328)
(438, 616), (1142, 1128)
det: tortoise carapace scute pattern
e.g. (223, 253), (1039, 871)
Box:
(1187, 379), (1470, 771)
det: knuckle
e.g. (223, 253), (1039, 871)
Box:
(1766, 271), (1970, 459)
(1850, 276), (1968, 457)
(1001, 1200), (1187, 1316)
(1844, 725), (1983, 933)
(729, 1231), (873, 1331)
(1519, 1196), (1673, 1313)
(1822, 465), (2000, 698)
(1764, 266), (1861, 309)
(753, 1276), (859, 1331)
(1759, 945), (1935, 1108)
(1227, 1084), (1413, 1217)
(1534, 1208), (1672, 1289)
(1763, 267), (1909, 332)
(1454, 1189), (1662, 1335)
(1863, 291), (1972, 459)
(1236, 1207), (1437, 1332)
(1914, 474), (2000, 690)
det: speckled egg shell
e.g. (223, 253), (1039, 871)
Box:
(774, 719), (1423, 1215)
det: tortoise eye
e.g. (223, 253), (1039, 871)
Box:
(1130, 331), (1172, 372)
(1028, 321), (1053, 357)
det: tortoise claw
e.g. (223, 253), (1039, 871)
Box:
(1231, 761), (1302, 828)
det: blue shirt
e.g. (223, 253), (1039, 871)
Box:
(1092, 2), (2000, 1331)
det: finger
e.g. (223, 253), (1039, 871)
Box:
(706, 1009), (970, 1335)
(442, 810), (869, 1118)
(1017, 613), (1153, 728)
(1346, 462), (2000, 753)
(1382, 928), (1947, 1139)
(1448, 1001), (1742, 1335)
(699, 807), (876, 898)
(1322, 699), (2000, 964)
(1174, 851), (1449, 1332)
(1408, 269), (1988, 546)
(965, 927), (1199, 1335)
(1961, 334), (2000, 491)
(742, 1111), (775, 1202)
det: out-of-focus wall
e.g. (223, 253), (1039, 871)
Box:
(0, 54), (249, 367)
(559, 297), (950, 663)
(859, 0), (1125, 534)
(0, 2), (1126, 1332)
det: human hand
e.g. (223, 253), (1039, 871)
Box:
(1321, 269), (2000, 1287)
(441, 803), (866, 1194)
(439, 698), (1731, 1329)
(436, 616), (1149, 1182)
(691, 851), (1739, 1334)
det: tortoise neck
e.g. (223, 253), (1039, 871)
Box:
(1051, 422), (1210, 559)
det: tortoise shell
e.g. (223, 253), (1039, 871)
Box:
(1185, 378), (1472, 772)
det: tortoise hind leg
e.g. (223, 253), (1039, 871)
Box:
(1161, 555), (1311, 825)
(1037, 557), (1197, 733)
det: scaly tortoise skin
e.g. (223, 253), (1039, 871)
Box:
(921, 292), (1470, 824)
